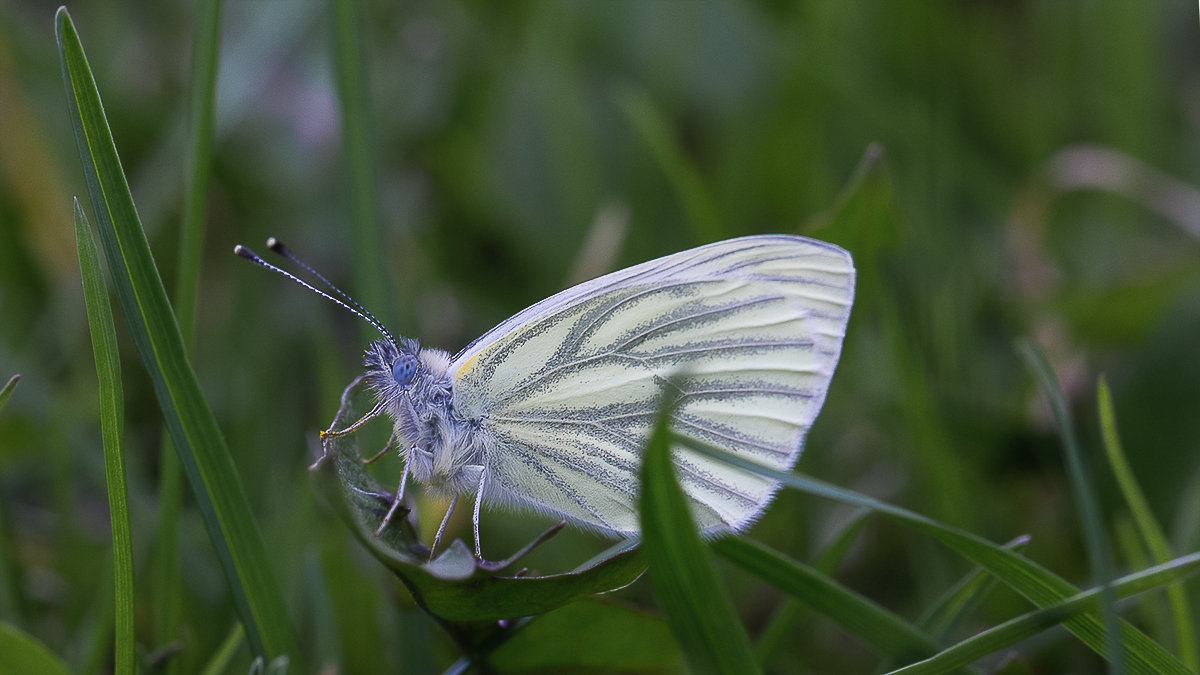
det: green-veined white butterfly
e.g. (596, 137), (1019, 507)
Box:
(236, 234), (854, 558)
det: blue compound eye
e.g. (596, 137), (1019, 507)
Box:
(391, 354), (418, 386)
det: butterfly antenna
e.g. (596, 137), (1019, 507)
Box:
(264, 238), (393, 340)
(234, 243), (398, 346)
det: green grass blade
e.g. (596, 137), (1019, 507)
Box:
(754, 509), (871, 664)
(714, 536), (939, 662)
(156, 1), (222, 666)
(74, 200), (135, 675)
(330, 0), (387, 323)
(673, 434), (1191, 674)
(0, 374), (18, 413)
(617, 86), (722, 243)
(1017, 340), (1123, 674)
(0, 622), (72, 675)
(1099, 377), (1198, 669)
(55, 8), (299, 663)
(917, 535), (1030, 641)
(641, 404), (760, 675)
(887, 552), (1200, 675)
(196, 623), (245, 675)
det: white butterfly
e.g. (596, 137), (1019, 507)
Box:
(237, 234), (854, 558)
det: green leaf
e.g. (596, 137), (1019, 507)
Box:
(886, 552), (1200, 675)
(673, 434), (1191, 674)
(714, 536), (939, 663)
(55, 8), (299, 663)
(487, 598), (680, 672)
(312, 386), (645, 623)
(74, 200), (135, 675)
(1099, 377), (1198, 670)
(640, 403), (760, 675)
(1018, 340), (1123, 673)
(0, 622), (72, 675)
(0, 374), (18, 414)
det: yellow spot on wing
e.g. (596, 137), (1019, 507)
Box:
(456, 351), (482, 380)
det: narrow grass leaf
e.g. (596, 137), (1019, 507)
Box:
(1018, 340), (1123, 674)
(74, 200), (135, 675)
(0, 374), (17, 413)
(673, 434), (1190, 675)
(329, 0), (387, 326)
(55, 8), (299, 662)
(641, 404), (760, 675)
(1099, 377), (1198, 669)
(754, 509), (871, 664)
(887, 552), (1200, 675)
(197, 623), (245, 675)
(917, 535), (1030, 641)
(714, 536), (939, 662)
(0, 622), (72, 675)
(156, 2), (222, 667)
(617, 86), (722, 243)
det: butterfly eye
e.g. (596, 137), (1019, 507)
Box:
(391, 354), (418, 386)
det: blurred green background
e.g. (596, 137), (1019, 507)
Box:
(3, 1), (1200, 672)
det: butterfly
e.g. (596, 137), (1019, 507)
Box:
(236, 234), (854, 559)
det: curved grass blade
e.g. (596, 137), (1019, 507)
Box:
(0, 374), (18, 413)
(887, 552), (1200, 675)
(641, 403), (760, 675)
(1018, 340), (1123, 673)
(713, 536), (939, 663)
(917, 535), (1031, 642)
(74, 200), (135, 675)
(0, 622), (72, 675)
(1099, 377), (1198, 669)
(753, 509), (871, 665)
(672, 434), (1191, 674)
(55, 8), (299, 662)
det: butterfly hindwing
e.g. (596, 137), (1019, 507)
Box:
(451, 235), (855, 535)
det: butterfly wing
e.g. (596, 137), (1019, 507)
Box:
(451, 235), (855, 536)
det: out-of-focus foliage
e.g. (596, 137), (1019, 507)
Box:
(2, 1), (1199, 672)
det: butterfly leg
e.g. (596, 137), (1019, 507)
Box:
(362, 433), (396, 465)
(430, 494), (459, 561)
(471, 468), (486, 559)
(374, 456), (410, 537)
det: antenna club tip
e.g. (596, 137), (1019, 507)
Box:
(266, 237), (287, 254)
(234, 245), (257, 260)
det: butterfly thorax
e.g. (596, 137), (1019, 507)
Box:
(364, 338), (488, 499)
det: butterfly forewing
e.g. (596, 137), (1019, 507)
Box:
(451, 235), (854, 535)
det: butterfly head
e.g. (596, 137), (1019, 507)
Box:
(364, 337), (422, 400)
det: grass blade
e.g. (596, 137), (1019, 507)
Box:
(56, 8), (299, 662)
(754, 509), (871, 664)
(1099, 376), (1198, 669)
(74, 200), (135, 675)
(673, 434), (1191, 674)
(617, 86), (722, 243)
(0, 622), (72, 675)
(156, 1), (222, 666)
(713, 536), (939, 662)
(329, 0), (387, 324)
(0, 374), (18, 413)
(1018, 340), (1123, 673)
(887, 552), (1200, 675)
(641, 404), (760, 675)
